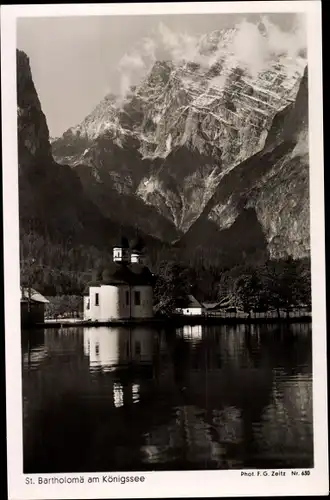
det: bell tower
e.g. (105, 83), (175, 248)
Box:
(130, 234), (145, 264)
(131, 250), (141, 264)
(113, 236), (130, 263)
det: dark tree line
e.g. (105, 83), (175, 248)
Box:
(20, 228), (311, 318)
(152, 257), (311, 316)
(20, 230), (113, 296)
(234, 258), (311, 317)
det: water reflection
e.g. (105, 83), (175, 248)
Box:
(22, 329), (47, 369)
(177, 325), (203, 343)
(21, 323), (313, 472)
(83, 327), (156, 372)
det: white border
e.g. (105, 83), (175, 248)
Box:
(1, 2), (327, 499)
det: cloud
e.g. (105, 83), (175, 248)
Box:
(230, 21), (268, 77)
(157, 22), (199, 62)
(227, 15), (306, 77)
(117, 14), (307, 101)
(119, 52), (146, 71)
(117, 49), (148, 98)
(117, 36), (158, 102)
(262, 14), (306, 59)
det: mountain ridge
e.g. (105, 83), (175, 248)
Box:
(52, 26), (307, 253)
(19, 21), (309, 269)
(181, 66), (309, 263)
(17, 49), (166, 252)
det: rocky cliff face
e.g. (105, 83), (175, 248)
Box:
(52, 28), (306, 245)
(182, 67), (309, 262)
(18, 49), (103, 244)
(17, 50), (53, 169)
(251, 67), (309, 259)
(17, 50), (163, 250)
(51, 26), (308, 261)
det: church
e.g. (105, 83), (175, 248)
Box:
(83, 239), (154, 322)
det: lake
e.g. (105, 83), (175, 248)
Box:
(21, 323), (313, 473)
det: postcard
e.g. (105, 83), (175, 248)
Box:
(1, 1), (328, 498)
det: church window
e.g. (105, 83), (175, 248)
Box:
(134, 291), (141, 305)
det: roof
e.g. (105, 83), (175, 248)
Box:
(20, 288), (49, 304)
(218, 295), (236, 309)
(177, 294), (202, 309)
(202, 302), (221, 310)
(84, 262), (154, 293)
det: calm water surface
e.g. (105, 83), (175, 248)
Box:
(22, 323), (313, 472)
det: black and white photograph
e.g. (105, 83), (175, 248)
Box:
(2, 2), (327, 499)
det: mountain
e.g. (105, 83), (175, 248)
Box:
(52, 27), (307, 260)
(17, 50), (163, 252)
(51, 91), (179, 242)
(181, 66), (309, 264)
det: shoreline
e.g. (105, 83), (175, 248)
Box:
(25, 315), (312, 330)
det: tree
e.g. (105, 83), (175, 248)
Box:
(153, 261), (190, 315)
(236, 271), (262, 317)
(299, 265), (312, 309)
(20, 256), (38, 312)
(279, 257), (301, 315)
(260, 257), (304, 317)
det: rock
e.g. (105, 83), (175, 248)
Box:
(182, 68), (309, 262)
(51, 26), (308, 261)
(16, 49), (163, 251)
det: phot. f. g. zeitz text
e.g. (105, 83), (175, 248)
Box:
(241, 471), (286, 477)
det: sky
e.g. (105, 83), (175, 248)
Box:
(17, 13), (305, 137)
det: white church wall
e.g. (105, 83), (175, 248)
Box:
(86, 286), (101, 320)
(85, 284), (154, 321)
(130, 285), (153, 318)
(100, 286), (119, 320)
(99, 285), (122, 321)
(83, 296), (91, 320)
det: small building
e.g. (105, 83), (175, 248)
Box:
(83, 242), (154, 322)
(202, 302), (221, 312)
(21, 287), (49, 327)
(175, 295), (203, 316)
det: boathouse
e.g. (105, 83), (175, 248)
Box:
(83, 241), (154, 322)
(175, 295), (203, 316)
(21, 287), (49, 327)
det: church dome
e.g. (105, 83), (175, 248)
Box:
(94, 262), (154, 286)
